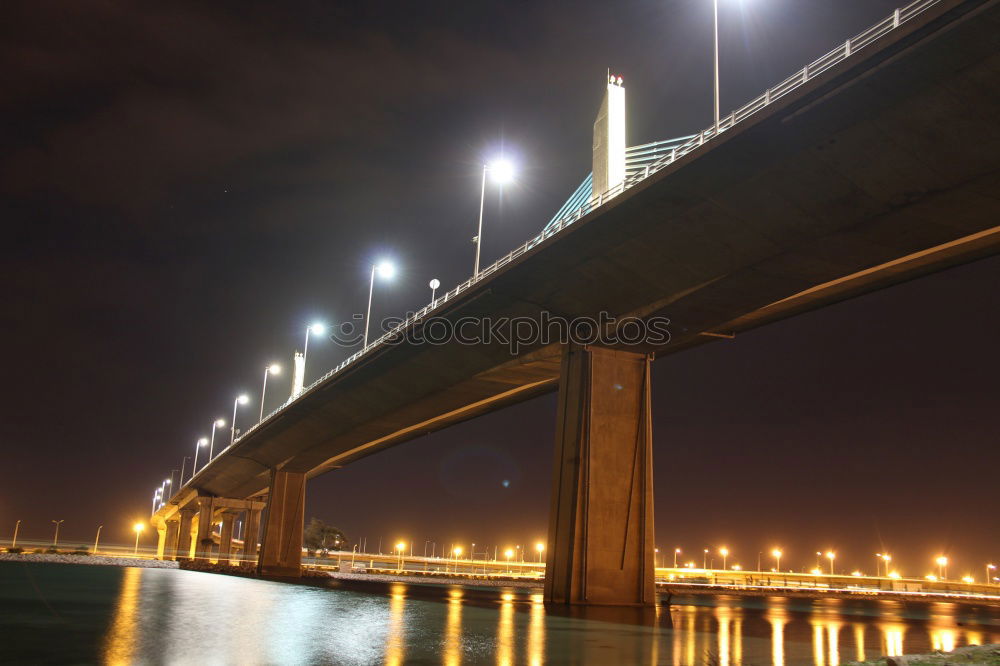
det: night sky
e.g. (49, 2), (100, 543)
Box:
(3, 0), (997, 577)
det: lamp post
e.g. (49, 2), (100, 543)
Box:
(674, 548), (681, 568)
(51, 519), (64, 548)
(473, 159), (515, 277)
(11, 520), (20, 549)
(937, 556), (948, 579)
(179, 456), (190, 487)
(882, 553), (892, 577)
(772, 548), (782, 572)
(396, 541), (406, 572)
(208, 419), (225, 461)
(505, 548), (514, 574)
(302, 323), (325, 383)
(720, 547), (729, 571)
(230, 394), (249, 446)
(192, 438), (208, 476)
(713, 0), (720, 135)
(259, 364), (281, 421)
(987, 563), (996, 584)
(536, 542), (545, 563)
(364, 261), (395, 348)
(151, 489), (161, 515)
(93, 525), (103, 555)
(161, 478), (172, 504)
(429, 278), (440, 304)
(133, 523), (144, 555)
(703, 548), (709, 569)
(826, 551), (836, 575)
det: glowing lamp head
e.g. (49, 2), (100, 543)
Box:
(375, 261), (395, 280)
(937, 556), (948, 566)
(429, 278), (440, 290)
(215, 419), (226, 427)
(237, 394), (249, 405)
(504, 549), (514, 559)
(309, 323), (326, 335)
(198, 438), (208, 446)
(720, 547), (729, 557)
(772, 549), (782, 558)
(882, 554), (892, 562)
(164, 479), (171, 485)
(826, 551), (835, 560)
(535, 543), (544, 552)
(267, 364), (281, 375)
(487, 159), (515, 185)
(133, 523), (144, 533)
(453, 546), (463, 556)
(395, 542), (405, 551)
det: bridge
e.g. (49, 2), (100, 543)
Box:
(151, 0), (1000, 606)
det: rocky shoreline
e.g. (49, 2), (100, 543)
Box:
(847, 644), (1000, 665)
(0, 552), (178, 569)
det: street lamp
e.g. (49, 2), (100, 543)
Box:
(302, 323), (325, 382)
(473, 159), (515, 277)
(179, 456), (190, 488)
(720, 547), (729, 571)
(208, 418), (225, 461)
(825, 551), (836, 575)
(51, 519), (64, 548)
(429, 278), (441, 303)
(151, 489), (161, 515)
(881, 553), (892, 577)
(703, 548), (709, 569)
(396, 541), (406, 572)
(936, 556), (949, 579)
(674, 548), (681, 568)
(988, 563), (996, 584)
(133, 522), (144, 555)
(772, 548), (782, 572)
(453, 545), (463, 574)
(192, 438), (208, 477)
(505, 548), (515, 574)
(535, 542), (545, 563)
(364, 261), (395, 348)
(93, 525), (103, 555)
(230, 394), (249, 446)
(259, 364), (281, 421)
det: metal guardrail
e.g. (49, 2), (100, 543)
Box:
(180, 0), (944, 492)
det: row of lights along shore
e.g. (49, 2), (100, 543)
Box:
(662, 546), (998, 584)
(150, 158), (516, 512)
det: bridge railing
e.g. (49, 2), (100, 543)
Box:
(188, 0), (945, 486)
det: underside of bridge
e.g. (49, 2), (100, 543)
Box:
(153, 0), (1000, 601)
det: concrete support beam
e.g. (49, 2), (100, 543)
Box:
(161, 520), (180, 560)
(258, 470), (306, 577)
(176, 508), (196, 560)
(155, 523), (168, 560)
(218, 511), (237, 565)
(243, 508), (262, 565)
(194, 497), (215, 562)
(544, 345), (655, 606)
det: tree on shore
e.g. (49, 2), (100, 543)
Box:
(303, 518), (347, 554)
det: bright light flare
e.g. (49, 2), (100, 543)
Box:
(395, 542), (406, 551)
(535, 542), (544, 552)
(215, 418), (226, 427)
(133, 522), (144, 533)
(267, 364), (281, 375)
(237, 394), (249, 405)
(937, 556), (949, 566)
(504, 549), (514, 559)
(309, 322), (326, 335)
(375, 261), (395, 280)
(487, 159), (515, 184)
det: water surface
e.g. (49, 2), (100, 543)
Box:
(1, 562), (998, 664)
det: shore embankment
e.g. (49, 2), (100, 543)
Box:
(846, 643), (1000, 665)
(0, 552), (178, 569)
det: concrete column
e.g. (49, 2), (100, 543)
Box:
(176, 508), (196, 560)
(155, 523), (168, 560)
(161, 520), (180, 560)
(194, 497), (215, 562)
(218, 511), (237, 565)
(258, 470), (306, 577)
(242, 508), (262, 565)
(544, 345), (656, 606)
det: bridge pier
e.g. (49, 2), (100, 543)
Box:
(242, 507), (261, 565)
(157, 519), (180, 560)
(218, 510), (237, 564)
(195, 496), (215, 561)
(176, 508), (196, 560)
(544, 345), (656, 606)
(258, 469), (306, 576)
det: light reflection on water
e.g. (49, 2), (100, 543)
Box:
(3, 563), (999, 665)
